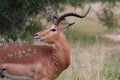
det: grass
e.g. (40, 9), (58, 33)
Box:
(57, 43), (120, 80)
(64, 19), (118, 46)
(56, 18), (120, 80)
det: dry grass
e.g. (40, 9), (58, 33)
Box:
(57, 43), (120, 80)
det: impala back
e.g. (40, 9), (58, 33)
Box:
(0, 43), (53, 64)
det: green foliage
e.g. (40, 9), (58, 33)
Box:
(102, 0), (118, 6)
(0, 0), (119, 42)
(67, 0), (86, 7)
(0, 0), (67, 42)
(97, 2), (120, 28)
(101, 8), (118, 28)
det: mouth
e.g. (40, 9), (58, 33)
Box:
(33, 36), (42, 41)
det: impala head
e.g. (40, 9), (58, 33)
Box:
(34, 5), (91, 44)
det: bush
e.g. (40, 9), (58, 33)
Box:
(97, 2), (120, 28)
(0, 0), (65, 42)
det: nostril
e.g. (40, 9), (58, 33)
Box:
(34, 33), (38, 36)
(33, 33), (41, 40)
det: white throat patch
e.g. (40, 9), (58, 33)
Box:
(51, 44), (56, 49)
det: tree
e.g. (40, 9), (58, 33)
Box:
(92, 0), (119, 28)
(0, 0), (66, 42)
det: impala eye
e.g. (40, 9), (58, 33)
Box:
(50, 28), (56, 32)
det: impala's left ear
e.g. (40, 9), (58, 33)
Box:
(61, 22), (75, 30)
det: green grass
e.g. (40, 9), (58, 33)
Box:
(64, 25), (117, 46)
(100, 50), (120, 80)
(65, 28), (98, 44)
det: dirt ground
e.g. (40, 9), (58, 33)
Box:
(104, 34), (120, 42)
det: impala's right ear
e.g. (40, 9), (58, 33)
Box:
(68, 22), (75, 28)
(61, 22), (75, 30)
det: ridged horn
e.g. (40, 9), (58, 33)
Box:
(50, 14), (58, 22)
(55, 5), (91, 25)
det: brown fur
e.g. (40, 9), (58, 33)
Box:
(0, 23), (71, 80)
(0, 7), (90, 79)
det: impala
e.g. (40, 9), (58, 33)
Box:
(0, 6), (90, 80)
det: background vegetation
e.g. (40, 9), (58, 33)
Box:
(0, 0), (119, 42)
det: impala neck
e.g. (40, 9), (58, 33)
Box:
(51, 33), (70, 70)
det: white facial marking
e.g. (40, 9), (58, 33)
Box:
(51, 44), (56, 49)
(50, 26), (56, 30)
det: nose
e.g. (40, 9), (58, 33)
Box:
(34, 33), (39, 37)
(33, 33), (40, 39)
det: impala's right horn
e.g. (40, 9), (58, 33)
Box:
(55, 5), (91, 25)
(50, 14), (58, 22)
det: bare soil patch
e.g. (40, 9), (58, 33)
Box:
(104, 34), (120, 42)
